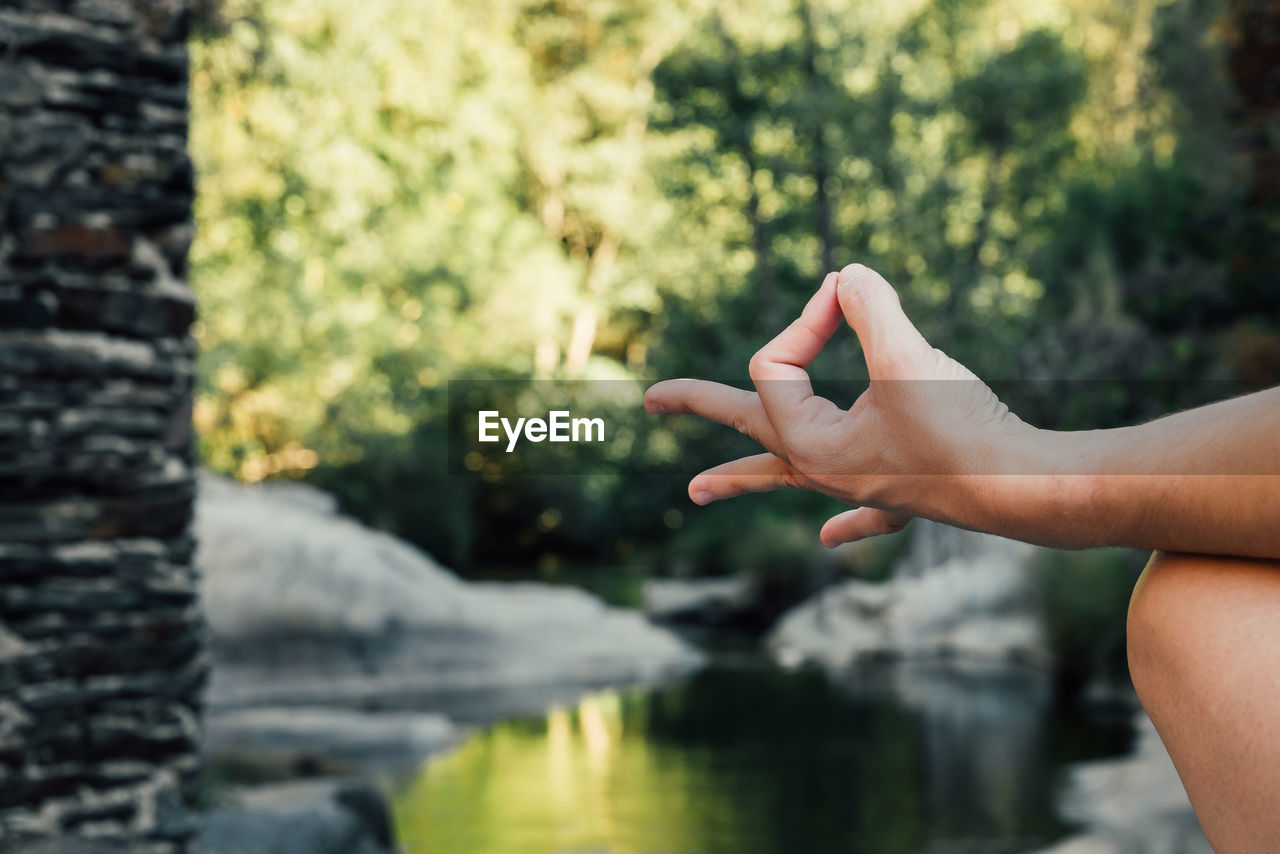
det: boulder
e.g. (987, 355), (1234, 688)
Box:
(196, 473), (702, 720)
(768, 521), (1048, 669)
(0, 840), (137, 854)
(204, 707), (456, 775)
(1030, 712), (1211, 854)
(200, 781), (396, 854)
(641, 575), (756, 626)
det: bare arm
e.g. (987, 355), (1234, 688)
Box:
(644, 265), (1280, 559)
(982, 388), (1280, 557)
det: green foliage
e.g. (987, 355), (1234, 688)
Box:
(190, 0), (1274, 576)
(1030, 547), (1149, 700)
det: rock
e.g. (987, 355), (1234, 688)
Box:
(0, 839), (143, 854)
(1, 3), (201, 848)
(642, 575), (756, 626)
(200, 780), (396, 854)
(1034, 834), (1126, 854)
(204, 707), (456, 774)
(1030, 713), (1212, 854)
(768, 521), (1048, 669)
(197, 473), (702, 720)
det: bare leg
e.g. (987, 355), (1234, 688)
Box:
(1127, 550), (1280, 852)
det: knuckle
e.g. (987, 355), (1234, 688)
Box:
(747, 350), (768, 381)
(882, 515), (909, 534)
(807, 470), (852, 499)
(870, 343), (916, 376)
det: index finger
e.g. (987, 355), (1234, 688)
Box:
(748, 271), (843, 423)
(643, 378), (782, 451)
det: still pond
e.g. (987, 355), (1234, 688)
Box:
(393, 659), (1133, 854)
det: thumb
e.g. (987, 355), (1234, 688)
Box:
(836, 264), (931, 378)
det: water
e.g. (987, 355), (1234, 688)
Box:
(393, 659), (1134, 854)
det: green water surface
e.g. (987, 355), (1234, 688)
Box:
(394, 663), (1132, 854)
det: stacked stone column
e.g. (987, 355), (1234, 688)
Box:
(1, 2), (203, 851)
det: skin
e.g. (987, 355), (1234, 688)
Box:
(645, 263), (1280, 852)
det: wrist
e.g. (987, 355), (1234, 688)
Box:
(950, 424), (1122, 550)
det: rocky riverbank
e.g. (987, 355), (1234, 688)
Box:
(192, 472), (702, 851)
(768, 521), (1048, 668)
(764, 521), (1210, 853)
(196, 473), (701, 721)
(193, 484), (1211, 854)
(1031, 712), (1211, 854)
(201, 780), (399, 854)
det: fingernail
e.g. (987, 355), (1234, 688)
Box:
(691, 490), (713, 505)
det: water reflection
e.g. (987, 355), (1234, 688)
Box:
(395, 663), (1132, 854)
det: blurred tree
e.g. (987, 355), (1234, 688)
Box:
(189, 0), (1274, 572)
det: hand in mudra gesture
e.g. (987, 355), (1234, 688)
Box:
(651, 264), (1280, 853)
(644, 264), (1025, 547)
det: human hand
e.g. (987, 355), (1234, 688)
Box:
(644, 264), (1031, 547)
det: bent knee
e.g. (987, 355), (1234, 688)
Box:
(1127, 552), (1195, 701)
(1127, 550), (1280, 705)
(1126, 551), (1280, 852)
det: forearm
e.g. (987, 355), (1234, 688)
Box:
(646, 266), (1277, 555)
(957, 388), (1280, 558)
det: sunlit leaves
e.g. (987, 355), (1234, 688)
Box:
(189, 0), (1245, 564)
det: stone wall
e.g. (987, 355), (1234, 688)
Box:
(0, 2), (203, 851)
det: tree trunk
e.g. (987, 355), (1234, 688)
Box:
(1226, 0), (1280, 317)
(713, 13), (780, 330)
(799, 0), (836, 273)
